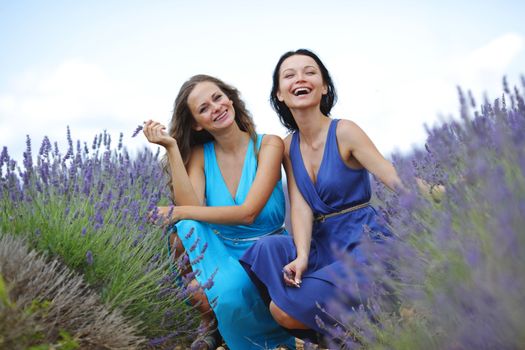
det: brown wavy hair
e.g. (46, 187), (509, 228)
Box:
(163, 74), (258, 199)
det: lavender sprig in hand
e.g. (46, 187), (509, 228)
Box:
(131, 124), (144, 138)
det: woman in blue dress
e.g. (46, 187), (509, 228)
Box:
(240, 49), (403, 344)
(143, 74), (295, 350)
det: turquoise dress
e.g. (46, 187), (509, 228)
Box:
(174, 135), (295, 350)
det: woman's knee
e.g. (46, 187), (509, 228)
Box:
(269, 301), (299, 329)
(169, 232), (185, 257)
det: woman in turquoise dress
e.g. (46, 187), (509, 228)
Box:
(240, 49), (403, 345)
(143, 74), (295, 350)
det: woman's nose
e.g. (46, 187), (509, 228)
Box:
(211, 101), (220, 112)
(296, 72), (306, 82)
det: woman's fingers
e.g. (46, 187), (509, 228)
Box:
(143, 120), (168, 143)
(282, 266), (300, 288)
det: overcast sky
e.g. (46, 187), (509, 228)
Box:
(1, 0), (524, 162)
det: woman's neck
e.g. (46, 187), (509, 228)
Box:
(291, 108), (331, 147)
(213, 124), (251, 155)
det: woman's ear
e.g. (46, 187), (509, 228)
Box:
(322, 84), (328, 95)
(277, 91), (284, 102)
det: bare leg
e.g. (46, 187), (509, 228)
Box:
(270, 301), (309, 330)
(169, 233), (216, 331)
(188, 278), (215, 326)
(169, 233), (221, 349)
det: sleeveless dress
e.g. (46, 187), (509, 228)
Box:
(240, 119), (390, 341)
(173, 134), (296, 350)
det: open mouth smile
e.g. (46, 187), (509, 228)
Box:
(213, 110), (228, 122)
(292, 87), (312, 96)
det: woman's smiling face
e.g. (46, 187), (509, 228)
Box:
(187, 81), (236, 132)
(277, 54), (327, 111)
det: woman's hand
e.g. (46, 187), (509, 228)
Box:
(148, 206), (181, 226)
(415, 178), (445, 202)
(282, 255), (308, 288)
(143, 120), (177, 148)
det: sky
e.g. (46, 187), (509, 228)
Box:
(1, 0), (524, 162)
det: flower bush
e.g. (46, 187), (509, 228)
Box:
(325, 76), (525, 349)
(0, 129), (199, 348)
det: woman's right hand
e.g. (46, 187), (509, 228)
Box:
(148, 206), (180, 227)
(143, 120), (177, 148)
(282, 255), (308, 288)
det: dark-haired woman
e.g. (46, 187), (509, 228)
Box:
(143, 75), (295, 350)
(240, 49), (402, 344)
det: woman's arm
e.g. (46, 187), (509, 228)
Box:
(338, 120), (444, 201)
(143, 120), (204, 205)
(281, 135), (314, 287)
(168, 135), (285, 225)
(337, 120), (403, 192)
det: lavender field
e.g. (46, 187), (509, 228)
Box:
(1, 76), (524, 350)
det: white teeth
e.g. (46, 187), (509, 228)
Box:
(214, 111), (226, 122)
(293, 88), (311, 96)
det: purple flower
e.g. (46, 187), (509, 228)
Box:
(131, 124), (143, 138)
(184, 227), (195, 239)
(200, 268), (218, 290)
(188, 237), (200, 253)
(148, 333), (176, 346)
(86, 250), (94, 265)
(118, 132), (124, 150)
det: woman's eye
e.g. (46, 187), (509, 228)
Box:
(199, 106), (208, 113)
(214, 94), (223, 101)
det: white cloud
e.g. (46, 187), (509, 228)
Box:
(321, 53), (457, 155)
(0, 59), (167, 160)
(451, 33), (524, 90)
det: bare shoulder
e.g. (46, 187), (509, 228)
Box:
(261, 134), (284, 149)
(337, 119), (362, 135)
(337, 119), (368, 144)
(282, 133), (293, 157)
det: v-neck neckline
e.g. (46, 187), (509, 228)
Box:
(212, 137), (253, 204)
(296, 119), (334, 187)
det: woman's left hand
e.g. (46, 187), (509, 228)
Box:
(415, 178), (445, 202)
(282, 256), (308, 288)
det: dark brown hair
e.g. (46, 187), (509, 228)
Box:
(270, 49), (337, 131)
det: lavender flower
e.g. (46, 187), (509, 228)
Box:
(326, 76), (525, 349)
(131, 124), (143, 138)
(86, 250), (93, 265)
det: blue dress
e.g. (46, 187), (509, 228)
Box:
(174, 134), (296, 350)
(240, 119), (389, 341)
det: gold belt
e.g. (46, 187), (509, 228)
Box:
(314, 201), (370, 222)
